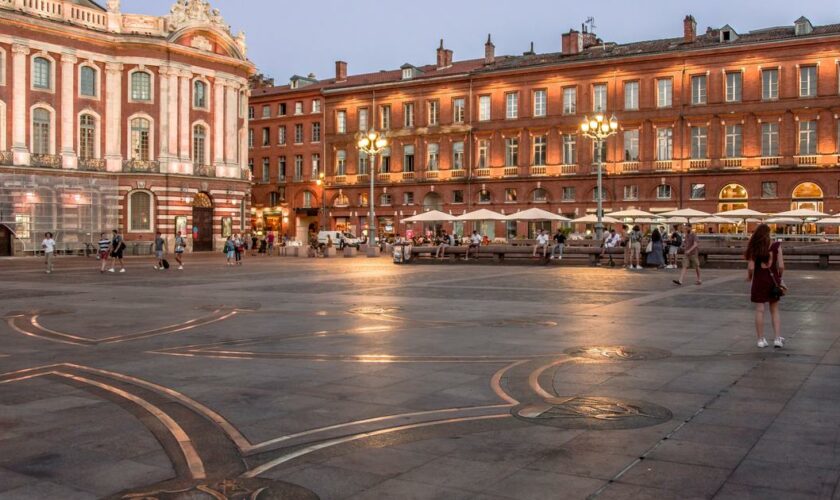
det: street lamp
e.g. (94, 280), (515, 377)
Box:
(580, 113), (619, 242)
(315, 171), (326, 230)
(356, 129), (388, 257)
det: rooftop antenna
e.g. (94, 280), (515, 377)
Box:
(585, 16), (596, 33)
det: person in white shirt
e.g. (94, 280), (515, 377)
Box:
(41, 232), (55, 274)
(464, 231), (482, 260)
(598, 228), (621, 265)
(533, 229), (550, 257)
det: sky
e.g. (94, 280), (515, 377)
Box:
(126, 0), (838, 84)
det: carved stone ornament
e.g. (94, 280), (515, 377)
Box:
(190, 35), (213, 51)
(167, 0), (229, 34)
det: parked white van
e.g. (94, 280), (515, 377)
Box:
(316, 231), (360, 248)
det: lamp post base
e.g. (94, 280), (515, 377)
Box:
(366, 246), (380, 257)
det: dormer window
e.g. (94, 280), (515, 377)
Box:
(719, 25), (738, 43)
(795, 17), (813, 36)
(402, 68), (413, 80)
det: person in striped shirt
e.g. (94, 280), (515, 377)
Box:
(98, 232), (111, 273)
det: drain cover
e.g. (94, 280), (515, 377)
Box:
(515, 396), (672, 430)
(565, 345), (671, 361)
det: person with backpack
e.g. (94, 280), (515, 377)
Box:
(109, 229), (126, 273)
(174, 231), (186, 270)
(98, 232), (111, 273)
(223, 236), (235, 266)
(551, 229), (566, 260)
(153, 231), (167, 270)
(667, 225), (682, 269)
(628, 225), (643, 269)
(673, 224), (702, 286)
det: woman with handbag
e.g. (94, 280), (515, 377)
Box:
(745, 224), (786, 348)
(646, 228), (665, 268)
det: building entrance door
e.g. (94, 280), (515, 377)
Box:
(191, 192), (214, 252)
(0, 225), (12, 256)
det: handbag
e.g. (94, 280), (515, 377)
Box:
(769, 271), (787, 299)
(645, 241), (653, 253)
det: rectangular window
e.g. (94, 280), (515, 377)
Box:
(358, 108), (368, 131)
(478, 95), (491, 121)
(762, 69), (779, 100)
(724, 124), (743, 158)
(248, 129), (254, 148)
(427, 143), (439, 170)
(532, 136), (546, 166)
(623, 130), (639, 161)
(302, 191), (312, 208)
(479, 190), (491, 204)
(623, 185), (639, 201)
(563, 87), (577, 114)
(453, 98), (465, 123)
(278, 103), (286, 116)
(505, 138), (519, 166)
(403, 145), (415, 172)
(505, 188), (517, 202)
(294, 101), (303, 115)
(427, 100), (439, 126)
(725, 72), (742, 102)
(690, 127), (708, 159)
(294, 124), (303, 144)
(294, 155), (303, 180)
(761, 122), (779, 157)
(562, 135), (576, 164)
(358, 153), (368, 175)
(261, 105), (270, 118)
(335, 150), (346, 175)
(248, 106), (255, 119)
(278, 156), (286, 181)
(477, 139), (489, 168)
(593, 84), (607, 112)
(403, 103), (414, 127)
(452, 141), (464, 169)
(505, 92), (519, 119)
(690, 183), (706, 200)
(380, 105), (391, 130)
(799, 120), (817, 155)
(533, 90), (547, 117)
(311, 154), (320, 178)
(312, 122), (321, 142)
(657, 127), (673, 160)
(380, 148), (391, 173)
(592, 141), (606, 164)
(403, 192), (414, 205)
(278, 126), (286, 145)
(657, 184), (672, 199)
(261, 158), (270, 182)
(380, 193), (392, 206)
(262, 127), (270, 147)
(312, 99), (321, 113)
(657, 78), (673, 108)
(761, 181), (777, 198)
(691, 75), (707, 105)
(561, 187), (575, 201)
(453, 190), (464, 203)
(624, 81), (639, 110)
(80, 67), (97, 97)
(336, 110), (347, 134)
(800, 66), (817, 97)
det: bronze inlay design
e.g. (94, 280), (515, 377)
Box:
(565, 345), (672, 361)
(515, 396), (672, 430)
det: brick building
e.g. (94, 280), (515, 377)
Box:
(252, 15), (840, 239)
(0, 0), (254, 256)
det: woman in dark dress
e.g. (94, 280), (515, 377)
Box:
(745, 224), (785, 348)
(646, 228), (666, 268)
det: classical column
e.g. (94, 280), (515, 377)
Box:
(60, 53), (78, 169)
(213, 78), (225, 167)
(158, 66), (170, 168)
(104, 62), (123, 172)
(178, 70), (191, 166)
(239, 85), (249, 173)
(224, 81), (237, 167)
(11, 44), (30, 164)
(167, 70), (178, 168)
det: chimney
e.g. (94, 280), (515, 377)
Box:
(484, 34), (495, 65)
(683, 15), (697, 43)
(335, 60), (347, 81)
(436, 39), (446, 69)
(562, 29), (582, 55)
(444, 49), (453, 67)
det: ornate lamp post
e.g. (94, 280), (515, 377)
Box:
(580, 114), (619, 242)
(315, 171), (326, 230)
(356, 129), (388, 256)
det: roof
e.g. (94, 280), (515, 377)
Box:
(71, 0), (105, 11)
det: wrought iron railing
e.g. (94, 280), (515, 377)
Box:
(78, 157), (105, 171)
(31, 154), (62, 168)
(122, 159), (160, 173)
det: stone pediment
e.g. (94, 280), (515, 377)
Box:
(167, 0), (229, 34)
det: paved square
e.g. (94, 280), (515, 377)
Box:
(1, 256), (839, 499)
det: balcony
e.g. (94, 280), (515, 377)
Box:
(402, 171), (415, 181)
(722, 158), (742, 169)
(356, 174), (370, 184)
(122, 159), (160, 173)
(654, 160), (673, 171)
(450, 169), (466, 179)
(334, 175), (347, 185)
(31, 154), (62, 169)
(503, 166), (519, 177)
(560, 164), (577, 175)
(424, 170), (439, 181)
(530, 165), (547, 176)
(760, 157), (780, 168)
(621, 161), (639, 173)
(0, 151), (12, 166)
(193, 164), (216, 177)
(475, 168), (491, 178)
(795, 155), (817, 166)
(689, 159), (709, 170)
(78, 157), (105, 172)
(377, 172), (391, 183)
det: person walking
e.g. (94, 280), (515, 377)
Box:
(98, 232), (111, 273)
(224, 236), (235, 266)
(666, 225), (682, 269)
(673, 224), (701, 285)
(551, 229), (566, 260)
(174, 231), (186, 270)
(153, 231), (167, 270)
(646, 228), (666, 268)
(109, 229), (126, 273)
(746, 224), (786, 348)
(234, 233), (244, 266)
(533, 229), (549, 258)
(628, 225), (643, 269)
(41, 232), (56, 274)
(267, 231), (275, 256)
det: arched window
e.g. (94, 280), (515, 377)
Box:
(32, 108), (51, 154)
(131, 71), (152, 101)
(358, 193), (369, 207)
(80, 66), (97, 97)
(130, 118), (150, 160)
(128, 191), (153, 232)
(302, 191), (314, 209)
(791, 182), (824, 211)
(193, 80), (207, 109)
(192, 124), (207, 165)
(531, 188), (548, 203)
(79, 114), (96, 160)
(33, 57), (51, 89)
(718, 183), (748, 212)
(424, 192), (443, 210)
(656, 184), (673, 200)
(334, 193), (349, 207)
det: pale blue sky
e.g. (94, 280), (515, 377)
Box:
(126, 0), (837, 84)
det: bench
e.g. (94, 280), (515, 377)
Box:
(408, 244), (625, 265)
